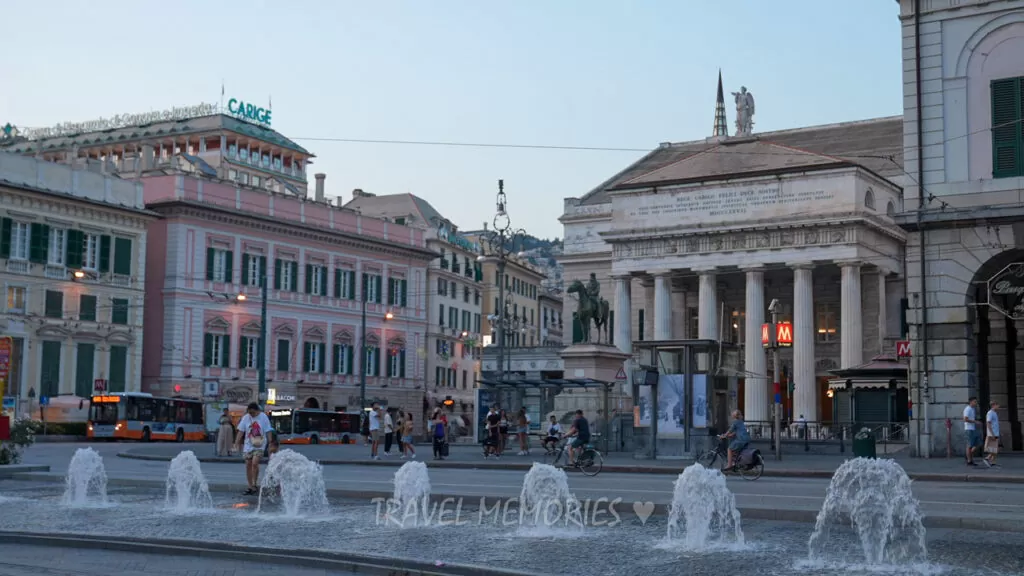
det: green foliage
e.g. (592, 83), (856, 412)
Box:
(38, 422), (89, 436)
(0, 417), (42, 465)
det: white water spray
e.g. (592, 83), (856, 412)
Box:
(518, 463), (583, 530)
(62, 447), (108, 507)
(666, 464), (744, 550)
(165, 451), (212, 512)
(257, 449), (329, 517)
(390, 461), (432, 527)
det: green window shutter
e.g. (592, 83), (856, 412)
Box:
(45, 290), (63, 318)
(258, 256), (266, 288)
(305, 264), (313, 293)
(40, 341), (62, 397)
(0, 217), (11, 258)
(318, 343), (326, 373)
(319, 268), (327, 296)
(223, 250), (233, 284)
(290, 262), (299, 292)
(348, 272), (356, 299)
(111, 298), (129, 324)
(98, 235), (111, 273)
(572, 312), (583, 344)
(399, 350), (406, 378)
(334, 268), (342, 298)
(65, 229), (83, 269)
(302, 342), (311, 373)
(386, 352), (393, 377)
(108, 346), (127, 393)
(346, 346), (354, 375)
(113, 238), (132, 275)
(361, 273), (368, 302)
(274, 259), (282, 290)
(203, 333), (214, 366)
(276, 339), (289, 372)
(241, 254), (250, 286)
(387, 277), (395, 305)
(29, 223), (48, 263)
(79, 294), (97, 322)
(332, 344), (341, 374)
(401, 280), (408, 307)
(221, 335), (230, 367)
(206, 247), (216, 281)
(991, 78), (1022, 178)
(239, 336), (249, 369)
(75, 343), (95, 398)
(375, 275), (382, 303)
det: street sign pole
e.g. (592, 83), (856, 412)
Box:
(772, 310), (782, 462)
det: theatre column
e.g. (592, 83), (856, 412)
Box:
(696, 268), (718, 339)
(614, 275), (633, 355)
(876, 268), (889, 355)
(653, 271), (672, 340)
(839, 260), (863, 369)
(791, 263), (818, 423)
(743, 266), (768, 423)
(671, 279), (688, 339)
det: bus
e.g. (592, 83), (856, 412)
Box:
(87, 392), (206, 442)
(268, 408), (361, 444)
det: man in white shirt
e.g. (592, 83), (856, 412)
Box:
(383, 408), (394, 457)
(368, 401), (382, 460)
(963, 397), (983, 467)
(985, 401), (1001, 467)
(234, 402), (272, 495)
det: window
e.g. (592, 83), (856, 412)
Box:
(362, 273), (382, 303)
(206, 247), (233, 283)
(40, 341), (61, 397)
(462, 310), (471, 332)
(108, 345), (127, 393)
(113, 237), (132, 276)
(462, 370), (468, 389)
(334, 269), (356, 299)
(252, 175), (261, 188)
(203, 333), (230, 367)
(276, 339), (290, 372)
(82, 233), (101, 271)
(864, 188), (876, 210)
(79, 294), (97, 322)
(274, 259), (298, 291)
(386, 348), (406, 378)
(474, 290), (480, 305)
(303, 342), (326, 373)
(111, 298), (129, 324)
(394, 217), (405, 225)
(991, 77), (1024, 178)
(48, 228), (66, 266)
(333, 344), (353, 375)
(364, 345), (380, 376)
(6, 286), (25, 313)
(305, 264), (327, 296)
(449, 307), (458, 328)
(44, 290), (63, 318)
(435, 366), (444, 387)
(241, 254), (265, 287)
(387, 277), (408, 307)
(8, 221), (28, 260)
(239, 336), (259, 369)
(439, 303), (445, 327)
(239, 173), (249, 185)
(464, 286), (470, 303)
(816, 302), (838, 343)
(228, 168), (238, 180)
(75, 342), (95, 398)
(437, 277), (446, 295)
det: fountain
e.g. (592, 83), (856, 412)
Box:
(808, 458), (927, 565)
(518, 463), (583, 529)
(165, 451), (212, 512)
(390, 461), (432, 527)
(257, 449), (329, 517)
(62, 447), (108, 507)
(665, 464), (744, 550)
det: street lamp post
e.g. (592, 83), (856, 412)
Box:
(359, 282), (368, 413)
(257, 267), (269, 402)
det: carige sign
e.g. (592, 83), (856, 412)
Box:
(227, 98), (272, 127)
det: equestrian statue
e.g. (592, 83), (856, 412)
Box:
(567, 273), (611, 344)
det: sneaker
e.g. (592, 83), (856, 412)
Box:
(410, 453), (416, 459)
(400, 454), (407, 459)
(967, 461), (978, 467)
(373, 455), (381, 461)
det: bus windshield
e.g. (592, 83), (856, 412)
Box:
(90, 402), (119, 425)
(269, 411), (293, 434)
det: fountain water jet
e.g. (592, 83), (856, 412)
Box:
(518, 463), (583, 530)
(665, 464), (744, 550)
(389, 461), (432, 527)
(808, 458), (927, 565)
(165, 451), (212, 512)
(62, 447), (107, 507)
(257, 449), (329, 517)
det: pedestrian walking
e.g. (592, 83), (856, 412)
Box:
(401, 413), (416, 459)
(383, 408), (395, 456)
(394, 410), (405, 455)
(483, 405), (501, 459)
(985, 401), (1001, 467)
(431, 408), (448, 460)
(216, 408), (234, 457)
(516, 408), (531, 455)
(369, 402), (382, 460)
(498, 409), (509, 453)
(234, 402), (271, 496)
(963, 397), (983, 467)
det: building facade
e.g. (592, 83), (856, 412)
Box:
(344, 190), (485, 412)
(897, 0), (1024, 455)
(560, 81), (908, 428)
(538, 290), (565, 346)
(0, 153), (154, 416)
(475, 251), (546, 349)
(141, 174), (434, 412)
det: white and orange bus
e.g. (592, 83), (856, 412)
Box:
(88, 392), (205, 442)
(269, 408), (360, 444)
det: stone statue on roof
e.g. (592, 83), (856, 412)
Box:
(732, 86), (755, 136)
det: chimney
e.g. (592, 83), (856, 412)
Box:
(335, 196), (345, 207)
(314, 173), (326, 202)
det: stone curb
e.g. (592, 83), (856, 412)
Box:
(0, 465), (49, 479)
(114, 451), (1024, 484)
(0, 530), (528, 576)
(9, 472), (1022, 534)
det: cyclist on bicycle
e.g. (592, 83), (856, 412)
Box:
(565, 409), (590, 465)
(721, 409), (750, 472)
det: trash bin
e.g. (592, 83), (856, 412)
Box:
(852, 427), (876, 458)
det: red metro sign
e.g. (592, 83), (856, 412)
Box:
(775, 322), (794, 347)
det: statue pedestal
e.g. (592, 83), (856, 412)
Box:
(559, 344), (631, 453)
(560, 344), (630, 383)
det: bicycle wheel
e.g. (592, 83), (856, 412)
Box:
(739, 453), (764, 481)
(545, 447), (563, 466)
(578, 449), (603, 476)
(696, 449), (718, 469)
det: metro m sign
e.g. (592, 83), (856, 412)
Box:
(761, 323), (773, 348)
(775, 322), (794, 347)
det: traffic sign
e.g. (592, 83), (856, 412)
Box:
(774, 393), (781, 404)
(93, 379), (107, 392)
(615, 366), (627, 381)
(775, 322), (794, 347)
(896, 340), (911, 358)
(761, 323), (772, 347)
(39, 396), (50, 406)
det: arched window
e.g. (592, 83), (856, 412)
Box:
(886, 200), (896, 217)
(864, 188), (876, 210)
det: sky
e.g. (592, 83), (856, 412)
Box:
(0, 1), (903, 240)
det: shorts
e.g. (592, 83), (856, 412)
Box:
(729, 441), (749, 453)
(517, 426), (528, 434)
(985, 436), (1000, 454)
(967, 429), (982, 447)
(244, 449), (263, 461)
(401, 435), (413, 444)
(370, 429), (380, 442)
(544, 436), (559, 444)
(499, 426), (509, 435)
(568, 437), (587, 448)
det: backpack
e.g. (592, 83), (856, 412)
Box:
(248, 419), (265, 449)
(434, 421), (445, 438)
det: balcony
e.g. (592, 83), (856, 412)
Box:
(44, 265), (68, 280)
(5, 260), (27, 274)
(111, 274), (131, 288)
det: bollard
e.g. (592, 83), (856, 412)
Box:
(804, 423), (810, 452)
(838, 425), (845, 453)
(945, 418), (952, 459)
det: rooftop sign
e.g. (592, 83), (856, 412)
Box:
(227, 98), (272, 128)
(18, 103), (218, 140)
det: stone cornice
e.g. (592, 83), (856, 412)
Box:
(153, 201), (438, 261)
(602, 213), (906, 244)
(610, 223), (867, 260)
(0, 187), (155, 231)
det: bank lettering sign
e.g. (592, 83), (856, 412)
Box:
(227, 98), (272, 127)
(988, 263), (1024, 319)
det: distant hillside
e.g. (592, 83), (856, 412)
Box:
(518, 236), (563, 291)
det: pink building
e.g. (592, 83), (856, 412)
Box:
(141, 173), (434, 412)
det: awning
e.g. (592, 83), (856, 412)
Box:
(828, 378), (908, 391)
(476, 377), (611, 389)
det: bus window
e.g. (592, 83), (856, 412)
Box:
(270, 413), (293, 435)
(90, 402), (119, 424)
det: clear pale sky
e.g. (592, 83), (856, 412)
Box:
(1, 1), (902, 240)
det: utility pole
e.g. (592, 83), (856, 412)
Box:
(257, 264), (269, 402)
(769, 300), (782, 461)
(359, 277), (368, 413)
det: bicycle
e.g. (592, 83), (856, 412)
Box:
(695, 435), (764, 481)
(544, 435), (604, 477)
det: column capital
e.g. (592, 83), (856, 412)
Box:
(835, 259), (864, 269)
(610, 273), (633, 281)
(692, 266), (717, 274)
(876, 265), (893, 276)
(786, 261), (815, 270)
(647, 269), (674, 278)
(740, 264), (766, 273)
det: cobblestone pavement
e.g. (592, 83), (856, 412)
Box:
(0, 543), (342, 576)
